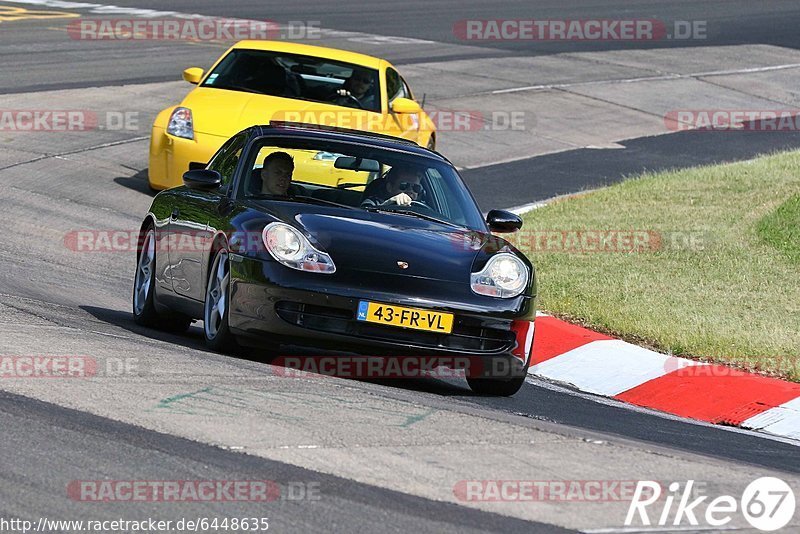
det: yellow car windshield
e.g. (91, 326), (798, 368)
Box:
(201, 49), (381, 113)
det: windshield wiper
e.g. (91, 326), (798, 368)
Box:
(363, 206), (461, 228)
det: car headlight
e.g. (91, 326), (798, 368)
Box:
(470, 253), (528, 298)
(262, 222), (336, 274)
(166, 107), (194, 139)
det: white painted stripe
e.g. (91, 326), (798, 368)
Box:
(507, 200), (547, 216)
(491, 62), (800, 95)
(525, 375), (800, 446)
(530, 339), (706, 397)
(741, 396), (800, 440)
(6, 0), (435, 44)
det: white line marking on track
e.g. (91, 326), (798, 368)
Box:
(525, 376), (800, 446)
(5, 0), (435, 44)
(491, 62), (800, 95)
(530, 339), (707, 397)
(742, 397), (800, 440)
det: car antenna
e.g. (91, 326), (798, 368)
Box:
(421, 93), (427, 109)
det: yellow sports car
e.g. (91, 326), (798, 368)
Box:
(148, 40), (436, 190)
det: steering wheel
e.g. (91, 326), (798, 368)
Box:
(329, 88), (364, 110)
(344, 94), (364, 109)
(409, 200), (431, 209)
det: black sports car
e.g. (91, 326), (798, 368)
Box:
(133, 125), (536, 395)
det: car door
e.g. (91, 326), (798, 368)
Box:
(168, 132), (247, 301)
(383, 67), (420, 144)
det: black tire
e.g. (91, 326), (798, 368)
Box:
(466, 355), (530, 396)
(132, 225), (191, 332)
(426, 135), (436, 151)
(203, 248), (240, 352)
(467, 374), (527, 396)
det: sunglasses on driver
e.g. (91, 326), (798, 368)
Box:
(398, 182), (424, 194)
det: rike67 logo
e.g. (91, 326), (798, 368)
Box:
(626, 478), (796, 531)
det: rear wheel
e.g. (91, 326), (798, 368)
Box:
(204, 248), (240, 352)
(132, 226), (191, 332)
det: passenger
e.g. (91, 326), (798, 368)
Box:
(259, 152), (299, 196)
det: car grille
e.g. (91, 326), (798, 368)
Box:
(274, 301), (515, 353)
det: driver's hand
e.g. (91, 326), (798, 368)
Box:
(385, 193), (412, 206)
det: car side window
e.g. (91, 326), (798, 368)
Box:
(207, 133), (247, 188)
(400, 75), (413, 100)
(386, 68), (408, 102)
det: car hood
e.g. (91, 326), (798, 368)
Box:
(292, 211), (484, 283)
(182, 87), (379, 138)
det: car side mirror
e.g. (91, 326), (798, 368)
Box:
(183, 169), (221, 191)
(486, 209), (522, 233)
(390, 97), (422, 114)
(182, 67), (204, 84)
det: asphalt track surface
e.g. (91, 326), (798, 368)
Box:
(463, 125), (800, 210)
(2, 0), (800, 94)
(0, 391), (568, 533)
(1, 1), (800, 532)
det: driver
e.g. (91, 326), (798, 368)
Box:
(330, 68), (375, 109)
(361, 166), (424, 207)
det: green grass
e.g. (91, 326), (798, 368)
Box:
(758, 195), (800, 264)
(519, 151), (800, 380)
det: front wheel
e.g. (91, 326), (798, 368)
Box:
(204, 248), (239, 352)
(467, 375), (527, 396)
(466, 355), (529, 396)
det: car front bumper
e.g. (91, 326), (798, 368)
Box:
(228, 255), (536, 378)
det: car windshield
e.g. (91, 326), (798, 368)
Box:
(201, 49), (381, 113)
(239, 136), (487, 231)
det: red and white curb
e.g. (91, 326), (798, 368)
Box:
(528, 314), (800, 442)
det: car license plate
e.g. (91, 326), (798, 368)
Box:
(356, 301), (454, 334)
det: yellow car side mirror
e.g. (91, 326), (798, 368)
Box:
(182, 67), (205, 85)
(390, 97), (421, 114)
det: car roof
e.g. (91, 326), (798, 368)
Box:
(253, 125), (451, 163)
(232, 40), (384, 70)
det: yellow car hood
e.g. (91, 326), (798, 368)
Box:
(182, 87), (378, 138)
